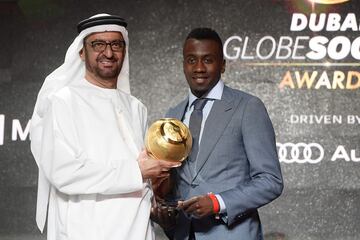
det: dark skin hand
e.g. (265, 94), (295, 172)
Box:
(178, 195), (214, 218)
(151, 198), (178, 230)
(151, 169), (178, 230)
(151, 172), (178, 230)
(151, 194), (216, 230)
(151, 174), (173, 199)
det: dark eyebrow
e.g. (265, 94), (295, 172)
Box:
(203, 54), (216, 58)
(185, 53), (216, 57)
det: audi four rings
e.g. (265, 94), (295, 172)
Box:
(277, 142), (324, 164)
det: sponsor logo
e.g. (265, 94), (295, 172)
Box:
(224, 1), (359, 91)
(0, 114), (30, 146)
(331, 145), (360, 162)
(277, 142), (359, 163)
(289, 114), (360, 125)
(277, 142), (324, 164)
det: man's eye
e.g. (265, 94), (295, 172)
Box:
(111, 41), (124, 49)
(187, 58), (196, 64)
(204, 58), (213, 63)
(93, 42), (105, 48)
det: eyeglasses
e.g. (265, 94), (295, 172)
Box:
(86, 40), (126, 52)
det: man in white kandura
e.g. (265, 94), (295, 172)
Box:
(30, 13), (179, 240)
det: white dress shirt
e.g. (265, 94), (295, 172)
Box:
(183, 80), (227, 214)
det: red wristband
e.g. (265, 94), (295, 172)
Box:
(208, 193), (220, 213)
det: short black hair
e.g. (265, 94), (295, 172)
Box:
(185, 28), (223, 57)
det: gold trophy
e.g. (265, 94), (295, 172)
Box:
(146, 118), (191, 213)
(145, 118), (192, 162)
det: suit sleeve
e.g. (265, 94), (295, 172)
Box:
(219, 97), (283, 226)
(38, 96), (144, 195)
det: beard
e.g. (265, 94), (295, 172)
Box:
(93, 64), (121, 80)
(84, 50), (124, 81)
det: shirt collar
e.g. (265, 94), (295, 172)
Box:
(188, 79), (224, 108)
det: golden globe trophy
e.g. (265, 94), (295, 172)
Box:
(145, 118), (192, 163)
(146, 118), (191, 212)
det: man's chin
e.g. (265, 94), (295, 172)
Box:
(97, 70), (120, 80)
(191, 88), (209, 97)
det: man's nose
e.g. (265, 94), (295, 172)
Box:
(103, 44), (114, 58)
(194, 60), (206, 72)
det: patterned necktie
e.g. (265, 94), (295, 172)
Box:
(188, 98), (208, 163)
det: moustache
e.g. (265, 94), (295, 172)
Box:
(96, 56), (118, 62)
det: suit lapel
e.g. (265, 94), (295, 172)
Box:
(192, 86), (240, 182)
(166, 99), (188, 120)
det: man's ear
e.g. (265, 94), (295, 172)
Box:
(221, 59), (226, 74)
(79, 48), (85, 61)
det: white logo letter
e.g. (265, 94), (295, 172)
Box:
(223, 36), (242, 60)
(11, 119), (31, 141)
(331, 145), (350, 161)
(328, 36), (351, 60)
(307, 36), (328, 60)
(326, 13), (341, 31)
(0, 115), (4, 145)
(276, 36), (293, 59)
(290, 13), (307, 31)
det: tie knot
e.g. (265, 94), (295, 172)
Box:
(193, 98), (208, 111)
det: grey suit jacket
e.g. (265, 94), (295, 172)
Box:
(165, 85), (283, 240)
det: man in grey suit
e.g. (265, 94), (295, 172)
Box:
(152, 28), (283, 240)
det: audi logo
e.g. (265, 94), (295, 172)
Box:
(277, 142), (324, 164)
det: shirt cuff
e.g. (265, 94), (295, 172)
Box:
(215, 194), (226, 214)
